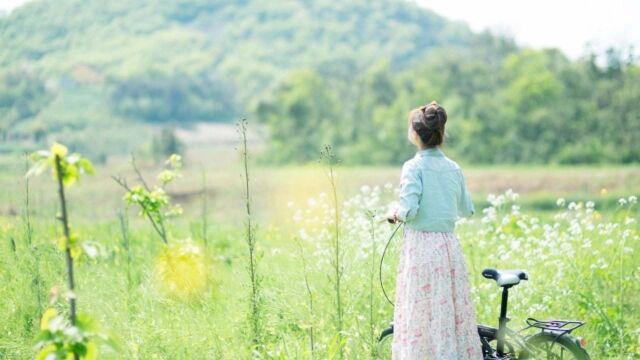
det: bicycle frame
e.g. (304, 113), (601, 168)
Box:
(492, 283), (586, 354)
(480, 286), (587, 359)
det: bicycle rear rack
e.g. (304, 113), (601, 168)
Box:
(523, 317), (585, 336)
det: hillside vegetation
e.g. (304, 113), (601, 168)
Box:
(0, 0), (638, 164)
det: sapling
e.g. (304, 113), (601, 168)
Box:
(112, 154), (179, 244)
(28, 143), (113, 359)
(113, 154), (207, 299)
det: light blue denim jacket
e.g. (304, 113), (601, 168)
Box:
(394, 147), (474, 232)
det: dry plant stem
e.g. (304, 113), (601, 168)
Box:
(322, 145), (343, 355)
(118, 209), (132, 289)
(367, 212), (377, 357)
(619, 205), (632, 354)
(9, 236), (16, 253)
(24, 152), (34, 247)
(54, 156), (80, 360)
(24, 153), (42, 310)
(201, 167), (208, 249)
(295, 237), (315, 355)
(131, 153), (151, 191)
(240, 119), (261, 347)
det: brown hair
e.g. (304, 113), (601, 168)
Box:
(408, 100), (447, 148)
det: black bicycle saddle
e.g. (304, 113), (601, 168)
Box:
(482, 268), (528, 287)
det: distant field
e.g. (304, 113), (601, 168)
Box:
(0, 145), (637, 226)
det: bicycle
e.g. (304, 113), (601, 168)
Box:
(378, 268), (590, 360)
(378, 225), (591, 359)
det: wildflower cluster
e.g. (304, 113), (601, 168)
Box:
(287, 185), (638, 357)
(457, 190), (639, 357)
(288, 183), (400, 354)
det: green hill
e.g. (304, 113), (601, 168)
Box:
(0, 1), (473, 121)
(1, 0), (638, 164)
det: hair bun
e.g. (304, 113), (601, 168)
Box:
(435, 107), (447, 125)
(409, 101), (448, 148)
(421, 101), (447, 128)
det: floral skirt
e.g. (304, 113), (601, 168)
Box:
(391, 228), (483, 360)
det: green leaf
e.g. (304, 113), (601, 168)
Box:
(84, 341), (98, 360)
(57, 236), (67, 251)
(26, 159), (50, 178)
(77, 158), (95, 175)
(51, 143), (68, 157)
(40, 308), (57, 330)
(70, 245), (83, 259)
(34, 344), (57, 360)
(76, 314), (100, 333)
(70, 341), (87, 357)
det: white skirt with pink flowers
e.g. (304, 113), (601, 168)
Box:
(392, 228), (484, 360)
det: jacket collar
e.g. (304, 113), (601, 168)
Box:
(417, 146), (444, 157)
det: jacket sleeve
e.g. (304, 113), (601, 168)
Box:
(458, 169), (475, 218)
(395, 161), (422, 222)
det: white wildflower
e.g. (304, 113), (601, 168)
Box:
(505, 189), (519, 201)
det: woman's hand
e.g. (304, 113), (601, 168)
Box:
(384, 210), (400, 224)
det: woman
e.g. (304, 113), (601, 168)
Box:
(387, 101), (483, 359)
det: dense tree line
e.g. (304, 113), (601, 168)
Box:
(257, 45), (639, 164)
(109, 72), (235, 123)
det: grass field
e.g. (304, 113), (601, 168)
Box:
(0, 145), (638, 359)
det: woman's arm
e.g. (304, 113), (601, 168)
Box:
(391, 161), (423, 223)
(458, 169), (475, 218)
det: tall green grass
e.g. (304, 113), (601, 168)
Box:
(0, 160), (638, 358)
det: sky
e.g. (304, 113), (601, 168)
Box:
(1, 0), (638, 60)
(416, 0), (640, 59)
(0, 0), (28, 13)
